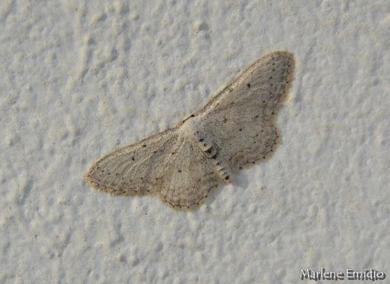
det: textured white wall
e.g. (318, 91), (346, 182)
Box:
(1, 0), (389, 283)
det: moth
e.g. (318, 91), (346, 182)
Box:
(85, 51), (295, 210)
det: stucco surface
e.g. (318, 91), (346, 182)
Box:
(1, 1), (389, 283)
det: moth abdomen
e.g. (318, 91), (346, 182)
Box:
(213, 159), (232, 182)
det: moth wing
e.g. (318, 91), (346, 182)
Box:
(198, 51), (295, 169)
(159, 138), (219, 209)
(85, 128), (179, 196)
